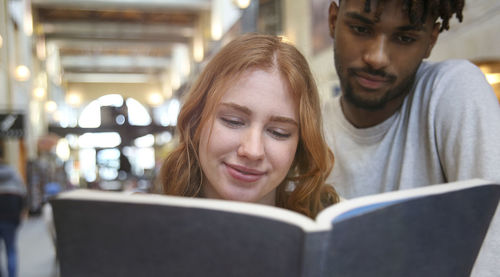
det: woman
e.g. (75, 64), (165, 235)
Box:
(158, 34), (339, 218)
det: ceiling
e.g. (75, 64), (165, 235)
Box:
(31, 0), (212, 85)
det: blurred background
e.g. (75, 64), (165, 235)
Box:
(0, 0), (499, 276)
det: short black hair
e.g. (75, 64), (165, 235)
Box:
(341, 0), (465, 32)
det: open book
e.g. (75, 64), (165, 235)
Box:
(50, 179), (499, 277)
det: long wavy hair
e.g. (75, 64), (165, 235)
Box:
(158, 34), (339, 218)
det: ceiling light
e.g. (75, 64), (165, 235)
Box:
(193, 36), (204, 62)
(33, 87), (46, 100)
(45, 101), (57, 113)
(66, 93), (82, 107)
(14, 65), (31, 81)
(233, 0), (251, 9)
(148, 92), (164, 106)
(24, 12), (33, 36)
(36, 38), (46, 60)
(211, 21), (222, 41)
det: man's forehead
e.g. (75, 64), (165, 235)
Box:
(342, 0), (434, 31)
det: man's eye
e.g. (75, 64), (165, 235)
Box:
(220, 117), (244, 127)
(350, 25), (370, 35)
(397, 35), (416, 44)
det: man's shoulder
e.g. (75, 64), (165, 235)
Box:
(418, 59), (478, 78)
(414, 59), (489, 102)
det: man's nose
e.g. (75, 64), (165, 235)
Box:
(237, 127), (265, 160)
(362, 35), (390, 70)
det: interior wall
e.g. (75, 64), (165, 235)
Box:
(67, 82), (163, 108)
(429, 4), (500, 62)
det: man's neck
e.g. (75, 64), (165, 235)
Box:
(340, 94), (407, 128)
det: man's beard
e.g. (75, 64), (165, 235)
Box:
(334, 50), (417, 111)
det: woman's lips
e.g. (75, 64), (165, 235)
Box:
(225, 163), (265, 183)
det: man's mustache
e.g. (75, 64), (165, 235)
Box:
(349, 67), (397, 81)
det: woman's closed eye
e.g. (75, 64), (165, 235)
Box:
(220, 116), (245, 128)
(268, 128), (292, 140)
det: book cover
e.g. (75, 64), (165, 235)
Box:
(50, 179), (500, 277)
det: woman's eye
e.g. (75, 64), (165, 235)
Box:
(220, 117), (244, 127)
(268, 128), (291, 140)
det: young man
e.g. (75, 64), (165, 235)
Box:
(323, 0), (500, 276)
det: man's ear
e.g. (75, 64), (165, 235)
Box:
(424, 22), (441, 58)
(329, 1), (340, 39)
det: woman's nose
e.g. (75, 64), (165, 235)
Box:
(237, 127), (265, 160)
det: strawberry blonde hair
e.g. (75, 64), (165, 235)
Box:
(158, 34), (339, 218)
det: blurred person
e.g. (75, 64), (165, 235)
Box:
(324, 0), (500, 276)
(158, 34), (339, 218)
(0, 139), (27, 277)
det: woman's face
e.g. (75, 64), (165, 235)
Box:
(198, 68), (299, 205)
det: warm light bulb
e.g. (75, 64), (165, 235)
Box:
(66, 93), (82, 107)
(211, 21), (222, 41)
(45, 101), (58, 113)
(193, 36), (204, 62)
(33, 87), (46, 99)
(233, 0), (251, 9)
(24, 13), (33, 36)
(148, 92), (164, 106)
(15, 65), (31, 81)
(36, 39), (46, 60)
(0, 35), (3, 48)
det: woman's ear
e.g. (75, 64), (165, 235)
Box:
(328, 1), (340, 39)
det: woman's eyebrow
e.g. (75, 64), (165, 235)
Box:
(219, 102), (251, 115)
(270, 116), (298, 127)
(220, 102), (298, 126)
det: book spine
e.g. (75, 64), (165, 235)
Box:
(300, 231), (330, 277)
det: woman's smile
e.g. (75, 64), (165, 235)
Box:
(224, 162), (266, 183)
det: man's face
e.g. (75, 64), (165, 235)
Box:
(329, 0), (439, 110)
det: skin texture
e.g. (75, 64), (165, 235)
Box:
(329, 0), (440, 127)
(199, 68), (299, 205)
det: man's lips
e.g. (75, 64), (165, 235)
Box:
(351, 69), (395, 91)
(355, 72), (390, 90)
(225, 163), (265, 183)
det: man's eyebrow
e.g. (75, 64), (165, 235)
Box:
(345, 12), (374, 25)
(345, 12), (428, 32)
(397, 25), (426, 32)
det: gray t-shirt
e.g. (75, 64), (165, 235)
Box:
(323, 59), (500, 277)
